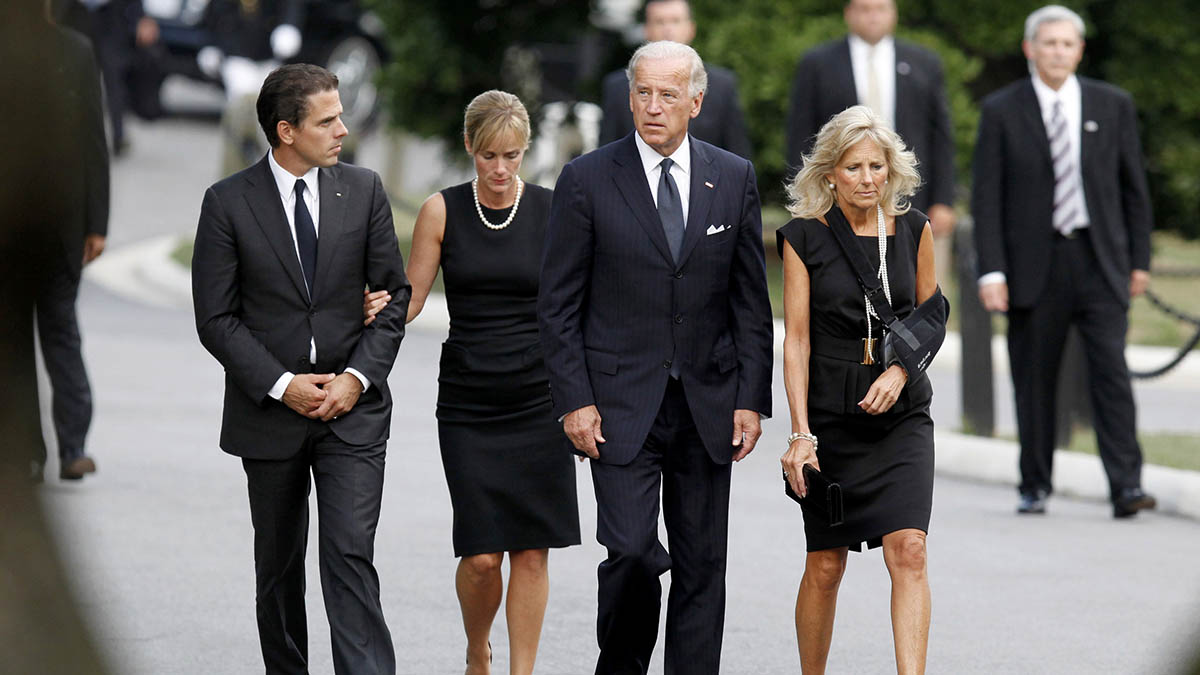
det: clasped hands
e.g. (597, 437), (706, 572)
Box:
(563, 405), (761, 462)
(282, 372), (363, 421)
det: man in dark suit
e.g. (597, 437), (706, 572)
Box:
(192, 64), (410, 673)
(3, 2), (108, 483)
(972, 5), (1155, 519)
(599, 0), (752, 159)
(785, 0), (956, 247)
(539, 40), (773, 675)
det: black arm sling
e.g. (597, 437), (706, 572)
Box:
(823, 205), (950, 381)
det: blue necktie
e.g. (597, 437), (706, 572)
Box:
(294, 179), (317, 296)
(657, 158), (685, 263)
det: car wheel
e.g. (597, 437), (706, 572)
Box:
(322, 35), (381, 132)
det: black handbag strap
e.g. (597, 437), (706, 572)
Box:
(824, 206), (921, 350)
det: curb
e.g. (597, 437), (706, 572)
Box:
(92, 235), (1200, 520)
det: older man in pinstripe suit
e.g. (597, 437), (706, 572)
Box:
(538, 40), (773, 675)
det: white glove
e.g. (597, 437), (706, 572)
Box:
(197, 45), (223, 78)
(270, 24), (302, 60)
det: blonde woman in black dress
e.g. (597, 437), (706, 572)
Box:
(367, 91), (579, 675)
(777, 105), (938, 674)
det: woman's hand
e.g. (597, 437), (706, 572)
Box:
(781, 437), (819, 498)
(859, 364), (908, 415)
(362, 289), (391, 326)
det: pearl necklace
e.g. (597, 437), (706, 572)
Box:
(864, 204), (892, 350)
(472, 177), (523, 230)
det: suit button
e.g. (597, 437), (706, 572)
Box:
(674, 314), (683, 324)
(296, 358), (307, 368)
(674, 271), (683, 279)
(663, 360), (672, 369)
(309, 309), (316, 317)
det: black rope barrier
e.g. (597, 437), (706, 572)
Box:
(1129, 285), (1200, 380)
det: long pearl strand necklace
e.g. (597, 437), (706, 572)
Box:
(864, 204), (892, 353)
(472, 177), (524, 230)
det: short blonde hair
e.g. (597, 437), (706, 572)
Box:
(463, 90), (531, 153)
(785, 105), (921, 219)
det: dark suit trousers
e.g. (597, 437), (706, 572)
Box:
(589, 378), (731, 675)
(242, 422), (395, 675)
(1007, 231), (1142, 500)
(35, 263), (92, 463)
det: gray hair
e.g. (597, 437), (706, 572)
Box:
(785, 106), (921, 219)
(1024, 5), (1085, 43)
(625, 40), (708, 99)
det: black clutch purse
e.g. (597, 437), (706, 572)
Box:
(784, 465), (844, 526)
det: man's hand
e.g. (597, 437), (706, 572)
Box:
(927, 203), (957, 239)
(363, 288), (391, 326)
(564, 405), (605, 461)
(1130, 269), (1150, 299)
(312, 373), (364, 421)
(859, 365), (908, 415)
(83, 234), (106, 266)
(135, 16), (159, 47)
(282, 373), (335, 417)
(979, 281), (1008, 312)
(731, 409), (761, 462)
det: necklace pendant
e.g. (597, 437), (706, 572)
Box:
(861, 337), (877, 365)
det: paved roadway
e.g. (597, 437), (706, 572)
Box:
(36, 114), (1200, 674)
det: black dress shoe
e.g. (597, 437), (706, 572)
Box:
(60, 456), (97, 481)
(1113, 488), (1156, 518)
(1017, 491), (1047, 514)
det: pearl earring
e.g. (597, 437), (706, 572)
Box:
(828, 182), (835, 189)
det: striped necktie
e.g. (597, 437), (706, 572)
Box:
(1048, 99), (1079, 236)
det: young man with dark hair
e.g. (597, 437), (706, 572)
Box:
(193, 63), (411, 674)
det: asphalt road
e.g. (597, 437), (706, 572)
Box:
(33, 113), (1200, 674)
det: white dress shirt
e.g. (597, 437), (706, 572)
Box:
(979, 73), (1088, 287)
(848, 33), (896, 126)
(265, 149), (370, 400)
(634, 131), (691, 224)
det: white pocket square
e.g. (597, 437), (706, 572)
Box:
(706, 224), (727, 235)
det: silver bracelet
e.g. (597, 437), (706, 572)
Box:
(786, 431), (818, 449)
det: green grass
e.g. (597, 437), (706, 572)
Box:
(1065, 429), (1200, 473)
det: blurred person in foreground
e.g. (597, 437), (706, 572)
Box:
(599, 0), (752, 159)
(192, 63), (410, 674)
(539, 40), (773, 674)
(785, 0), (956, 275)
(365, 90), (581, 675)
(778, 105), (938, 674)
(972, 5), (1155, 518)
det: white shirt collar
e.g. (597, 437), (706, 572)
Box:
(634, 130), (691, 178)
(847, 33), (894, 58)
(1030, 72), (1080, 113)
(267, 149), (320, 203)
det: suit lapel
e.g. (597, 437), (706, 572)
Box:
(893, 42), (911, 133)
(612, 135), (675, 265)
(244, 158), (310, 303)
(313, 164), (347, 302)
(1017, 79), (1053, 168)
(836, 38), (858, 107)
(1078, 78), (1095, 181)
(676, 138), (718, 268)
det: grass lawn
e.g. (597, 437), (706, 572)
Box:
(1065, 429), (1200, 473)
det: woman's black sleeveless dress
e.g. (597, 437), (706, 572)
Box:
(436, 181), (580, 557)
(777, 210), (935, 552)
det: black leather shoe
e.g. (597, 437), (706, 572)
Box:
(1017, 491), (1048, 514)
(60, 456), (97, 481)
(1113, 488), (1156, 518)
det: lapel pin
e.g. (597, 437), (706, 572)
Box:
(1084, 120), (1099, 132)
(897, 61), (912, 76)
(336, 192), (342, 197)
(704, 181), (714, 189)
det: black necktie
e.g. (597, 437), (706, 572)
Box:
(294, 179), (317, 296)
(657, 158), (685, 262)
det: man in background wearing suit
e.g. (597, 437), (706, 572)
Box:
(785, 0), (956, 262)
(599, 0), (753, 159)
(5, 2), (108, 483)
(972, 5), (1155, 519)
(539, 40), (773, 675)
(193, 64), (410, 673)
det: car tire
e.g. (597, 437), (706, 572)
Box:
(320, 34), (382, 133)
